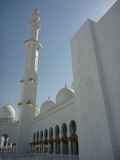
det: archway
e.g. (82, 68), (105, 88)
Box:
(61, 123), (68, 155)
(33, 132), (36, 152)
(36, 131), (39, 152)
(40, 130), (43, 153)
(44, 129), (48, 153)
(33, 132), (36, 143)
(69, 120), (79, 155)
(54, 125), (60, 154)
(1, 134), (9, 145)
(0, 134), (15, 153)
(49, 127), (53, 154)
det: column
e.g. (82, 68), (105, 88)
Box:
(31, 143), (33, 152)
(43, 142), (45, 154)
(48, 140), (51, 154)
(39, 142), (41, 153)
(37, 143), (39, 152)
(30, 143), (32, 152)
(13, 146), (15, 153)
(68, 137), (72, 155)
(53, 139), (56, 154)
(60, 138), (63, 155)
(72, 138), (77, 155)
(33, 144), (35, 153)
(40, 143), (42, 153)
(35, 142), (37, 152)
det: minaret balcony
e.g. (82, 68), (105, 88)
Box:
(20, 79), (24, 83)
(26, 100), (33, 106)
(24, 39), (42, 52)
(28, 77), (34, 83)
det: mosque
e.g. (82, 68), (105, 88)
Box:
(0, 1), (120, 160)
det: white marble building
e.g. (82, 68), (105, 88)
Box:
(0, 1), (120, 160)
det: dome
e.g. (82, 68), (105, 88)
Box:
(40, 97), (56, 115)
(56, 84), (75, 105)
(0, 103), (15, 120)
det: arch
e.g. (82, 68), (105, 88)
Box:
(61, 123), (67, 137)
(44, 129), (48, 141)
(44, 129), (48, 153)
(40, 130), (43, 141)
(69, 120), (79, 155)
(37, 131), (39, 142)
(54, 125), (59, 139)
(1, 134), (9, 144)
(54, 125), (60, 154)
(33, 132), (36, 142)
(69, 120), (77, 137)
(1, 134), (9, 145)
(0, 134), (15, 153)
(49, 127), (53, 140)
(61, 123), (68, 155)
(49, 127), (53, 154)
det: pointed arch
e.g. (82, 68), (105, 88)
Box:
(69, 120), (78, 155)
(40, 130), (43, 141)
(61, 123), (68, 155)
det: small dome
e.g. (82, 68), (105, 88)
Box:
(40, 97), (56, 115)
(0, 103), (15, 120)
(56, 84), (75, 105)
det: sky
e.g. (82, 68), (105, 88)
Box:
(0, 0), (117, 119)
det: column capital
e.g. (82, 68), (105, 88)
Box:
(68, 137), (72, 141)
(59, 138), (64, 142)
(53, 139), (57, 143)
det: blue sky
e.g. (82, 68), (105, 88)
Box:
(0, 0), (116, 119)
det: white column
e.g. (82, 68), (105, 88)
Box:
(48, 141), (51, 154)
(60, 138), (64, 154)
(40, 144), (42, 153)
(73, 141), (77, 155)
(53, 140), (56, 154)
(60, 141), (63, 155)
(43, 143), (45, 154)
(13, 146), (15, 153)
(68, 137), (72, 155)
(39, 143), (40, 153)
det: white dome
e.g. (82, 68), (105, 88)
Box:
(40, 97), (56, 115)
(56, 85), (75, 105)
(0, 103), (15, 120)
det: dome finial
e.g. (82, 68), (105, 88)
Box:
(8, 101), (10, 105)
(65, 83), (67, 87)
(48, 96), (50, 100)
(34, 6), (39, 13)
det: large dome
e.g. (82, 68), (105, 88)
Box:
(0, 103), (15, 120)
(40, 97), (56, 115)
(56, 84), (75, 105)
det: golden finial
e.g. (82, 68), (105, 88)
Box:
(65, 83), (67, 87)
(48, 96), (50, 100)
(34, 6), (39, 13)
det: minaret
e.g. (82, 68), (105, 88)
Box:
(16, 7), (42, 154)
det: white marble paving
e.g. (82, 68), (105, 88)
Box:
(0, 153), (79, 160)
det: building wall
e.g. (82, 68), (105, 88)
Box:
(0, 123), (18, 144)
(70, 1), (120, 159)
(95, 0), (120, 151)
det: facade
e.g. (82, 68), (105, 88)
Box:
(0, 1), (120, 160)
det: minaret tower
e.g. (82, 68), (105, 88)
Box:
(16, 7), (42, 153)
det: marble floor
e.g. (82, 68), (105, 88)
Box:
(0, 153), (79, 160)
